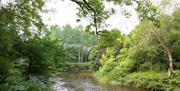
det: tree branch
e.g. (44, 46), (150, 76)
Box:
(71, 0), (99, 35)
(82, 0), (98, 35)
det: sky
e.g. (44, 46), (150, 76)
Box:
(41, 0), (140, 34)
(0, 0), (139, 34)
(1, 0), (179, 34)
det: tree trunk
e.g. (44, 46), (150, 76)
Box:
(166, 47), (173, 78)
(150, 29), (174, 78)
(78, 48), (81, 63)
(25, 61), (32, 80)
(81, 52), (83, 62)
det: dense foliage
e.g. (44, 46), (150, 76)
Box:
(50, 25), (97, 62)
(48, 25), (97, 71)
(0, 0), (62, 90)
(94, 9), (180, 91)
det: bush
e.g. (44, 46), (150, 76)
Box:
(139, 62), (153, 71)
(0, 58), (10, 83)
(4, 75), (51, 91)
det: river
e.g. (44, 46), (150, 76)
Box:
(53, 71), (150, 91)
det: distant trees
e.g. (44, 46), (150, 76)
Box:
(50, 24), (97, 63)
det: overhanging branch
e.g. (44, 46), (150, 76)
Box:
(70, 0), (99, 35)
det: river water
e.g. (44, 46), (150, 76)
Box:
(53, 71), (149, 91)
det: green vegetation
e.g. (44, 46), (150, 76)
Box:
(103, 71), (179, 91)
(48, 24), (97, 71)
(0, 0), (96, 89)
(0, 0), (179, 91)
(57, 61), (95, 72)
(93, 9), (180, 91)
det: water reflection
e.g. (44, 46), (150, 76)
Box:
(53, 71), (149, 91)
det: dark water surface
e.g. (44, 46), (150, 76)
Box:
(53, 71), (150, 91)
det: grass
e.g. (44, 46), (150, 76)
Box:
(94, 70), (180, 91)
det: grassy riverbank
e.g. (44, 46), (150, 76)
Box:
(94, 70), (180, 91)
(55, 61), (95, 72)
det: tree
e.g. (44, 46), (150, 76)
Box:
(71, 0), (113, 35)
(152, 9), (180, 77)
(0, 0), (45, 79)
(0, 0), (57, 90)
(130, 9), (180, 77)
(50, 24), (97, 62)
(70, 0), (161, 35)
(98, 29), (124, 48)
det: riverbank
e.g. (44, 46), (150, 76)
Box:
(55, 61), (95, 72)
(94, 70), (180, 91)
(53, 71), (149, 91)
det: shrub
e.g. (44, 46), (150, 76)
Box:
(139, 62), (153, 71)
